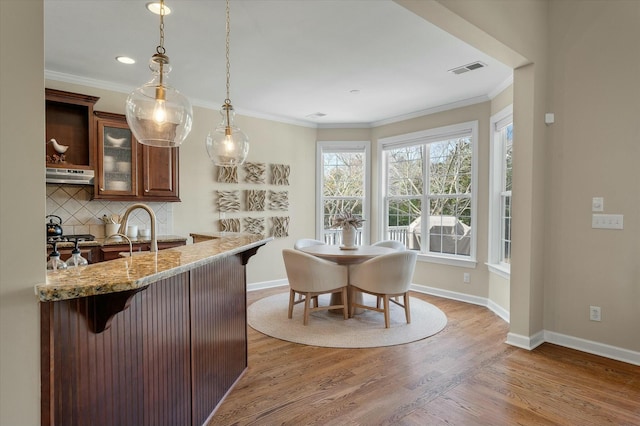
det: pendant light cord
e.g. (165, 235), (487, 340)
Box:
(157, 0), (166, 55)
(154, 0), (167, 87)
(225, 0), (231, 105)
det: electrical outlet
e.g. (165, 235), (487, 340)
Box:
(589, 306), (601, 322)
(463, 273), (470, 283)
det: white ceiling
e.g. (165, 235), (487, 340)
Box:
(44, 0), (512, 128)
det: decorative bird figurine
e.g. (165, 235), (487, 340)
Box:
(105, 134), (127, 147)
(49, 138), (69, 154)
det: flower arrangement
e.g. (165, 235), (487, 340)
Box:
(331, 211), (365, 229)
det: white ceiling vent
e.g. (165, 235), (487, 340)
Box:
(448, 61), (487, 75)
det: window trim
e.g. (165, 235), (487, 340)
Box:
(377, 121), (478, 266)
(488, 105), (513, 275)
(316, 140), (371, 244)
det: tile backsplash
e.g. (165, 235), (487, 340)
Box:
(46, 185), (173, 237)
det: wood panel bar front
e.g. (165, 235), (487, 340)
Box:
(41, 273), (191, 426)
(190, 254), (247, 425)
(39, 237), (269, 426)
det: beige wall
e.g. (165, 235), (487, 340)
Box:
(491, 84), (513, 115)
(0, 1), (44, 425)
(545, 0), (640, 351)
(173, 109), (318, 284)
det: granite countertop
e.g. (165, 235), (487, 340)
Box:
(46, 235), (188, 249)
(37, 234), (272, 302)
(189, 231), (242, 241)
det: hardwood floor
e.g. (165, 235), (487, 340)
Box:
(208, 287), (640, 425)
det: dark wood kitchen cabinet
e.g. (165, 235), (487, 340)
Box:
(46, 246), (97, 264)
(93, 111), (180, 201)
(46, 241), (185, 263)
(45, 88), (99, 168)
(99, 240), (186, 261)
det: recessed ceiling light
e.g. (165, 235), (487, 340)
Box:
(306, 112), (327, 119)
(146, 2), (172, 15)
(116, 56), (136, 65)
(350, 89), (360, 95)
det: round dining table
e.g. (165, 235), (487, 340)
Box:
(297, 244), (397, 313)
(297, 244), (396, 265)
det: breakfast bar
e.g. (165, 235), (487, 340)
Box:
(36, 234), (270, 426)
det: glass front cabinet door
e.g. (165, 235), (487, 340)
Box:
(95, 111), (138, 198)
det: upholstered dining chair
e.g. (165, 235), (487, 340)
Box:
(294, 238), (326, 250)
(372, 240), (406, 251)
(292, 239), (326, 302)
(282, 249), (349, 325)
(372, 240), (407, 304)
(348, 251), (418, 328)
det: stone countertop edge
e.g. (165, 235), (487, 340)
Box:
(36, 235), (273, 302)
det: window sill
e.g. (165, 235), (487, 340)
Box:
(417, 253), (477, 269)
(487, 263), (510, 279)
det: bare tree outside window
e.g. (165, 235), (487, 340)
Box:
(320, 149), (366, 244)
(383, 130), (474, 257)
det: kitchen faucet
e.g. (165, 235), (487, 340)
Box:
(118, 203), (158, 252)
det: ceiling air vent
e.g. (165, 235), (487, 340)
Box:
(448, 61), (487, 75)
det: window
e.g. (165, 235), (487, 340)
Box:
(489, 106), (513, 275)
(379, 122), (478, 265)
(316, 141), (370, 245)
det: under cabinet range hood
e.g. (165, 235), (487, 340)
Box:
(46, 167), (95, 185)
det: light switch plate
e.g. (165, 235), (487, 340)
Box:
(592, 214), (623, 229)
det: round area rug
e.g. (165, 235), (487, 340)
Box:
(248, 292), (447, 348)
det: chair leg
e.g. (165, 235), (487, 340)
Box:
(383, 295), (391, 328)
(404, 292), (411, 324)
(349, 287), (354, 318)
(341, 287), (348, 320)
(288, 289), (295, 319)
(303, 292), (311, 325)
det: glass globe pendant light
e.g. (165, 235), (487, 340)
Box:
(205, 0), (249, 166)
(126, 0), (193, 148)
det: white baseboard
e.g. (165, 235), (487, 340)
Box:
(410, 283), (510, 323)
(506, 330), (545, 350)
(544, 330), (640, 366)
(250, 280), (639, 366)
(410, 284), (487, 306)
(487, 299), (510, 323)
(247, 279), (287, 292)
